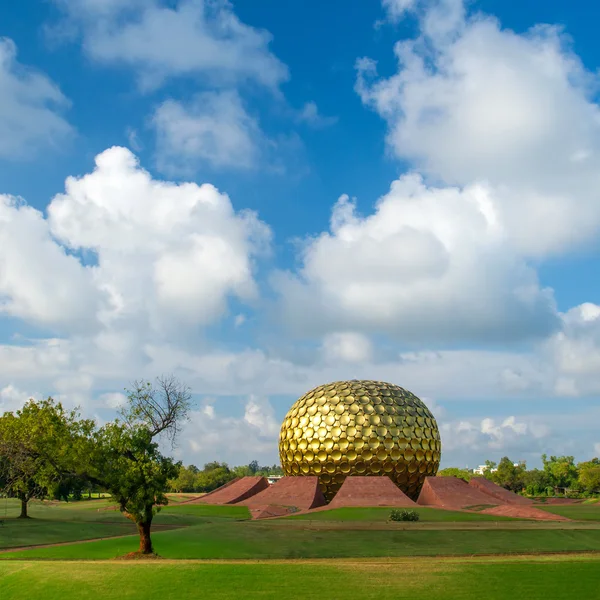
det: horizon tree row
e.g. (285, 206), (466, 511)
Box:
(438, 455), (600, 497)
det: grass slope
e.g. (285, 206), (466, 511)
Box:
(1, 556), (599, 600)
(0, 502), (249, 550)
(5, 520), (600, 559)
(290, 507), (514, 521)
(538, 505), (600, 521)
(0, 520), (136, 550)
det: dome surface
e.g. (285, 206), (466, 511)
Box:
(279, 380), (441, 501)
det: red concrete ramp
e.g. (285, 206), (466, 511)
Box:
(469, 477), (534, 506)
(192, 476), (269, 505)
(186, 477), (239, 502)
(328, 476), (416, 508)
(238, 476), (326, 510)
(418, 476), (498, 509)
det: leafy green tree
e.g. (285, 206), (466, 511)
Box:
(491, 457), (526, 492)
(86, 421), (180, 554)
(578, 459), (600, 494)
(196, 462), (235, 492)
(0, 399), (90, 518)
(542, 455), (579, 490)
(168, 465), (198, 493)
(481, 460), (497, 477)
(521, 468), (549, 496)
(82, 375), (191, 555)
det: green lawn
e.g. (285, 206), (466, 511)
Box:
(538, 505), (600, 521)
(0, 556), (599, 600)
(3, 499), (600, 562)
(290, 506), (515, 521)
(5, 519), (600, 559)
(158, 504), (250, 521)
(0, 520), (137, 550)
(0, 502), (249, 550)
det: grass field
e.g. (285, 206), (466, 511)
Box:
(1, 498), (600, 599)
(538, 505), (600, 521)
(2, 501), (600, 560)
(5, 518), (600, 559)
(1, 556), (599, 600)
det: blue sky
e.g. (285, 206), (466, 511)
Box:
(1, 0), (600, 470)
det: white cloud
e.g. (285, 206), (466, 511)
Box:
(52, 0), (288, 92)
(48, 146), (270, 333)
(441, 415), (550, 461)
(594, 443), (600, 456)
(0, 384), (39, 414)
(321, 332), (373, 364)
(297, 102), (338, 128)
(126, 127), (143, 152)
(244, 395), (279, 437)
(0, 147), (270, 344)
(0, 37), (72, 159)
(275, 176), (558, 343)
(152, 91), (263, 174)
(381, 0), (418, 22)
(176, 396), (279, 466)
(359, 0), (600, 258)
(98, 392), (127, 409)
(0, 195), (98, 329)
(543, 303), (600, 396)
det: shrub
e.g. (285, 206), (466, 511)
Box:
(390, 509), (420, 522)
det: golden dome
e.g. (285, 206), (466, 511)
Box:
(279, 380), (441, 501)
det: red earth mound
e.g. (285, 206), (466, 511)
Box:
(417, 476), (498, 509)
(191, 476), (269, 505)
(469, 477), (534, 506)
(248, 504), (298, 520)
(238, 476), (326, 511)
(481, 505), (570, 521)
(327, 476), (416, 508)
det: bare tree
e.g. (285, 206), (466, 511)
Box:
(121, 374), (192, 445)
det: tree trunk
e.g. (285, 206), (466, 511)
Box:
(137, 521), (153, 554)
(18, 497), (29, 519)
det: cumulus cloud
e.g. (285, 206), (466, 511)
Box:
(275, 176), (557, 344)
(0, 384), (40, 414)
(51, 0), (288, 91)
(440, 415), (551, 464)
(152, 91), (264, 174)
(0, 195), (98, 329)
(543, 303), (600, 397)
(176, 396), (280, 465)
(359, 0), (600, 257)
(48, 146), (270, 333)
(1, 147), (270, 342)
(0, 37), (72, 159)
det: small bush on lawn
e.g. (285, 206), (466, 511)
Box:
(390, 509), (420, 522)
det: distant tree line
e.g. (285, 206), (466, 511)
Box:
(168, 460), (284, 493)
(438, 455), (600, 497)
